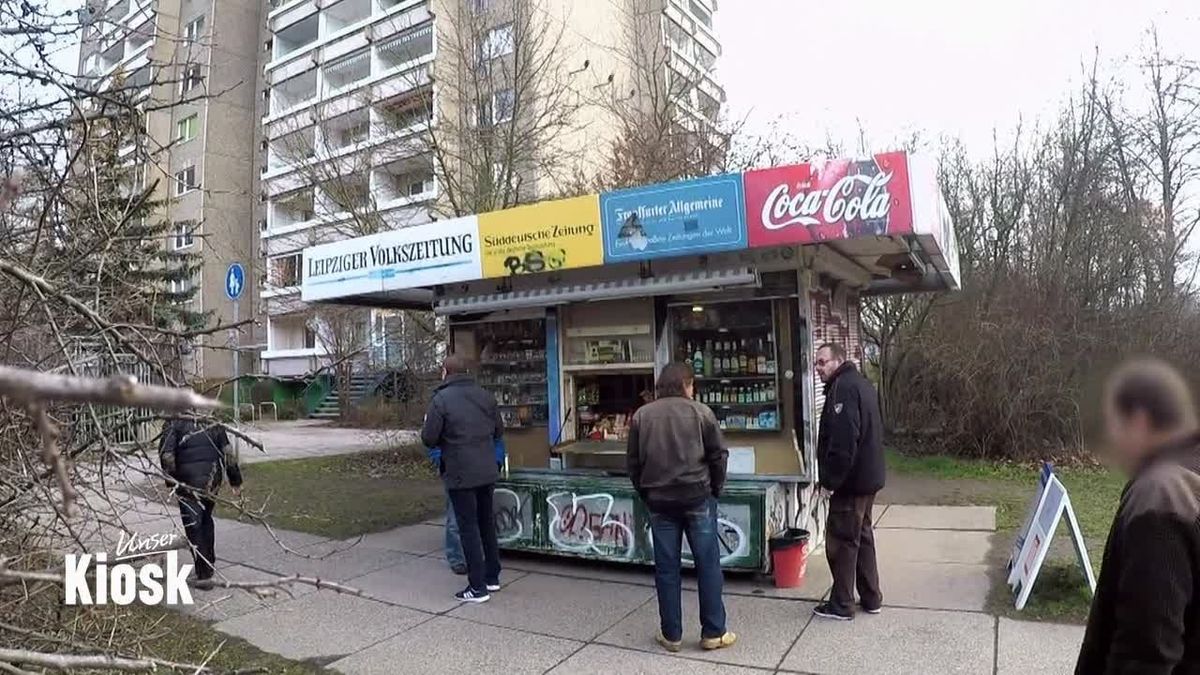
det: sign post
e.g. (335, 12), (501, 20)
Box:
(224, 263), (245, 424)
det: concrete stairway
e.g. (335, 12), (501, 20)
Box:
(308, 374), (375, 419)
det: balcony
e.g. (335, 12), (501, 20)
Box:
(373, 156), (434, 206)
(324, 0), (372, 35)
(374, 88), (432, 136)
(272, 69), (318, 115)
(269, 188), (317, 231)
(321, 108), (370, 153)
(318, 174), (371, 216)
(377, 22), (433, 72)
(322, 49), (370, 96)
(275, 14), (319, 60)
(268, 128), (316, 173)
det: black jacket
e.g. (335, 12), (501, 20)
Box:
(1076, 434), (1200, 675)
(421, 374), (504, 490)
(626, 396), (728, 512)
(158, 419), (242, 494)
(817, 362), (884, 495)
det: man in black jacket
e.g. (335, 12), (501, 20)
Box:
(159, 416), (243, 584)
(812, 342), (885, 621)
(1076, 358), (1200, 674)
(421, 354), (505, 603)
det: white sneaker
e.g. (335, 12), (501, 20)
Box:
(486, 583), (501, 592)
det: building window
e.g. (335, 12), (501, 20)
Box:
(493, 88), (514, 123)
(470, 0), (494, 12)
(168, 276), (194, 296)
(172, 221), (195, 249)
(175, 114), (198, 143)
(688, 0), (712, 28)
(477, 89), (514, 126)
(183, 16), (204, 45)
(180, 63), (203, 94)
(174, 165), (198, 195)
(269, 253), (301, 287)
(304, 325), (317, 349)
(478, 23), (513, 64)
(695, 42), (716, 70)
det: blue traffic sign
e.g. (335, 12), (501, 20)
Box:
(224, 262), (245, 301)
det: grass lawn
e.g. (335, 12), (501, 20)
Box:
(883, 449), (1125, 623)
(127, 603), (330, 673)
(216, 447), (444, 539)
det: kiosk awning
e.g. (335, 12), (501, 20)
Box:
(433, 267), (758, 315)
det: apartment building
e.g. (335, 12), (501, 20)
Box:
(77, 0), (262, 381)
(256, 0), (723, 377)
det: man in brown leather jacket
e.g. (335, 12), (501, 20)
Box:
(1077, 358), (1200, 674)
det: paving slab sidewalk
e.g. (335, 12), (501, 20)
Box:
(92, 494), (1084, 674)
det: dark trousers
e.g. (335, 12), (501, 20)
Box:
(178, 492), (216, 579)
(648, 497), (728, 641)
(448, 483), (501, 593)
(825, 492), (882, 613)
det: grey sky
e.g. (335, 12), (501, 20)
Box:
(716, 0), (1200, 154)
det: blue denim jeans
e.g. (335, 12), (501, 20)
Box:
(444, 486), (465, 568)
(649, 497), (727, 641)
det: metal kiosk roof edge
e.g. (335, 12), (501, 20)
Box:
(299, 151), (961, 311)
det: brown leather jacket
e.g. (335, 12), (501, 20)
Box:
(626, 396), (728, 511)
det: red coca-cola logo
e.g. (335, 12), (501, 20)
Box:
(744, 152), (913, 248)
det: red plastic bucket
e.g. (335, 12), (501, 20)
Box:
(769, 528), (810, 588)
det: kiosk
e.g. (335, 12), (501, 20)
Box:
(301, 151), (960, 571)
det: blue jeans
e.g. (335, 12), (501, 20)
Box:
(444, 487), (465, 568)
(649, 497), (727, 641)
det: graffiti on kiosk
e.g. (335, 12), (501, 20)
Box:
(645, 505), (750, 564)
(546, 492), (636, 558)
(494, 487), (532, 545)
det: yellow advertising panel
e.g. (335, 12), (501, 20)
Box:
(478, 194), (603, 278)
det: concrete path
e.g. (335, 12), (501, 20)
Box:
(233, 420), (417, 463)
(146, 503), (1083, 674)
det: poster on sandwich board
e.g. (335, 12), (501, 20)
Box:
(1007, 465), (1097, 610)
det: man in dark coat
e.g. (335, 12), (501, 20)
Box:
(1076, 358), (1200, 674)
(159, 415), (243, 584)
(421, 353), (505, 603)
(812, 342), (885, 620)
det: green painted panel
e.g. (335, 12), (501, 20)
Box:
(493, 472), (775, 571)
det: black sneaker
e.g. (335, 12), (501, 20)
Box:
(450, 565), (467, 575)
(812, 602), (853, 621)
(455, 588), (490, 603)
(860, 603), (882, 615)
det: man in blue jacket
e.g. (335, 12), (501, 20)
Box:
(421, 354), (505, 603)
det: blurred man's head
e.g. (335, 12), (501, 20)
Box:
(815, 343), (847, 383)
(1104, 358), (1199, 472)
(655, 363), (695, 400)
(442, 353), (471, 380)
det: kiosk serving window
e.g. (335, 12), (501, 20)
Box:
(474, 319), (548, 429)
(671, 301), (781, 432)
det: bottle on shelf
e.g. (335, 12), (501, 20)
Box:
(703, 340), (714, 376)
(738, 340), (748, 374)
(757, 338), (767, 375)
(692, 342), (703, 376)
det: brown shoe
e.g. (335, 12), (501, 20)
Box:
(656, 631), (682, 653)
(700, 631), (737, 650)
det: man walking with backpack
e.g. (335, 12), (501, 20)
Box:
(159, 414), (243, 586)
(812, 342), (885, 621)
(421, 354), (505, 603)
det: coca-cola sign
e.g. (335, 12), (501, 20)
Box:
(744, 152), (913, 247)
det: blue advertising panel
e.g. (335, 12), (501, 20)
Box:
(600, 174), (747, 263)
